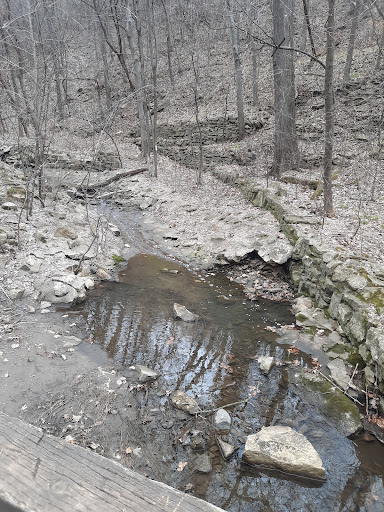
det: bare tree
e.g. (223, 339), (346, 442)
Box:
(126, 2), (149, 157)
(343, 0), (360, 84)
(226, 0), (246, 140)
(324, 0), (336, 216)
(270, 0), (299, 177)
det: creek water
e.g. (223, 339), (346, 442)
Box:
(75, 252), (384, 512)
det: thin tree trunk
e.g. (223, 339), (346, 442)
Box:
(271, 0), (299, 177)
(160, 0), (174, 88)
(343, 0), (360, 83)
(147, 0), (158, 177)
(303, 0), (317, 59)
(226, 0), (245, 140)
(324, 0), (335, 216)
(127, 4), (149, 157)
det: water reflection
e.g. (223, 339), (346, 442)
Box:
(75, 253), (384, 511)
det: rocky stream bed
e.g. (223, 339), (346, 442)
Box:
(1, 147), (384, 511)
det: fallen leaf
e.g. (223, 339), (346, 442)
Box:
(125, 446), (132, 454)
(288, 346), (300, 355)
(177, 461), (188, 472)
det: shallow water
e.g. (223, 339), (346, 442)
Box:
(76, 253), (384, 512)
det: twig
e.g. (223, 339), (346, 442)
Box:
(347, 363), (359, 390)
(318, 371), (364, 407)
(197, 397), (251, 415)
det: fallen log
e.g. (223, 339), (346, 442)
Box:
(78, 167), (148, 194)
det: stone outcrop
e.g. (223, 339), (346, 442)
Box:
(212, 169), (384, 385)
(242, 425), (326, 480)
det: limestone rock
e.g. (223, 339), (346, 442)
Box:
(173, 303), (198, 322)
(258, 356), (275, 375)
(65, 244), (97, 260)
(242, 426), (326, 480)
(214, 409), (231, 430)
(258, 235), (293, 265)
(327, 358), (351, 391)
(217, 437), (236, 459)
(39, 274), (88, 305)
(171, 390), (200, 414)
(1, 202), (17, 210)
(8, 286), (24, 300)
(193, 453), (212, 474)
(366, 327), (384, 366)
(95, 268), (111, 280)
(55, 226), (78, 240)
(134, 365), (160, 384)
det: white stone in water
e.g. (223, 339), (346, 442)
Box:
(214, 409), (231, 430)
(258, 356), (275, 375)
(243, 426), (326, 480)
(173, 303), (198, 322)
(172, 390), (200, 414)
(135, 365), (160, 383)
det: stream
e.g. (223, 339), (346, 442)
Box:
(71, 239), (384, 512)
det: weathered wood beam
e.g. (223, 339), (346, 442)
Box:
(0, 413), (224, 512)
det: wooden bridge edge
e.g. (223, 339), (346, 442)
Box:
(0, 412), (225, 512)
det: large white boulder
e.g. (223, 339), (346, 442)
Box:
(242, 425), (326, 480)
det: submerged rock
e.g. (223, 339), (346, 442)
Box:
(171, 390), (200, 414)
(242, 425), (326, 480)
(193, 453), (212, 474)
(294, 370), (362, 437)
(173, 303), (198, 322)
(217, 437), (236, 459)
(134, 365), (160, 383)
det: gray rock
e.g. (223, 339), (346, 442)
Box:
(39, 279), (78, 304)
(294, 371), (361, 437)
(193, 454), (212, 474)
(62, 336), (82, 348)
(8, 286), (24, 300)
(242, 426), (326, 480)
(327, 358), (351, 391)
(171, 390), (200, 414)
(366, 327), (384, 366)
(1, 202), (18, 210)
(258, 356), (275, 375)
(173, 303), (198, 322)
(65, 244), (97, 260)
(40, 301), (52, 310)
(190, 433), (205, 450)
(214, 408), (231, 430)
(20, 256), (42, 273)
(54, 226), (78, 240)
(34, 232), (47, 243)
(0, 230), (7, 245)
(139, 197), (154, 210)
(296, 308), (335, 331)
(258, 235), (293, 265)
(216, 437), (236, 459)
(134, 365), (160, 384)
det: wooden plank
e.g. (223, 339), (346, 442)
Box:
(0, 413), (225, 512)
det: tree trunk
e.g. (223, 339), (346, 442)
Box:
(324, 0), (335, 216)
(126, 5), (149, 157)
(147, 0), (158, 177)
(271, 0), (298, 177)
(226, 0), (245, 140)
(343, 0), (360, 83)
